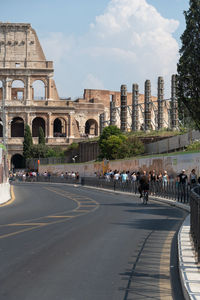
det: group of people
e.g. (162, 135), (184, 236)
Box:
(102, 168), (199, 201)
(103, 168), (199, 188)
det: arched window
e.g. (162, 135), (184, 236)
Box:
(11, 117), (24, 137)
(12, 80), (24, 101)
(32, 117), (45, 137)
(85, 119), (98, 136)
(53, 118), (66, 137)
(0, 118), (3, 137)
(32, 80), (45, 100)
(11, 154), (25, 169)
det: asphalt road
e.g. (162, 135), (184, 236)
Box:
(0, 182), (187, 300)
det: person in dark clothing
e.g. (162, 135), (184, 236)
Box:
(178, 169), (188, 202)
(138, 171), (149, 198)
(178, 169), (188, 184)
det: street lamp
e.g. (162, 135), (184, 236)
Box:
(1, 78), (12, 178)
(1, 78), (12, 147)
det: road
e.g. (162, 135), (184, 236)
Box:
(0, 182), (187, 300)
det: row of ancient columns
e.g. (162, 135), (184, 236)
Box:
(100, 75), (178, 133)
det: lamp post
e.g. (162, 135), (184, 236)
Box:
(1, 78), (12, 178)
(1, 78), (11, 146)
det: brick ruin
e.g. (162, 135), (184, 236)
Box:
(0, 23), (178, 168)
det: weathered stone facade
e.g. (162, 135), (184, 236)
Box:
(0, 23), (104, 168)
(0, 23), (173, 168)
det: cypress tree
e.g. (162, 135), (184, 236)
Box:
(23, 125), (33, 159)
(177, 0), (200, 129)
(38, 127), (45, 145)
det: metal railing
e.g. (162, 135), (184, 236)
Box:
(81, 177), (191, 203)
(11, 175), (80, 185)
(190, 185), (200, 262)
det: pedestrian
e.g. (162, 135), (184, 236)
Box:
(178, 169), (188, 202)
(162, 170), (169, 192)
(189, 169), (197, 188)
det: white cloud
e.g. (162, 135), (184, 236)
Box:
(81, 74), (105, 90)
(40, 0), (180, 98)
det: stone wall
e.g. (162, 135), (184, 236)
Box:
(39, 152), (200, 178)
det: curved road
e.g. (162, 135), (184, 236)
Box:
(0, 182), (187, 300)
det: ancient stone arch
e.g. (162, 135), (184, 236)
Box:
(11, 117), (24, 137)
(53, 117), (67, 137)
(11, 80), (25, 101)
(85, 119), (98, 136)
(32, 117), (46, 137)
(32, 79), (46, 100)
(11, 153), (25, 169)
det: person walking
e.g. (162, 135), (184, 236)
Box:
(189, 169), (197, 188)
(178, 169), (188, 203)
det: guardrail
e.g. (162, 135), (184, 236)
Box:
(11, 175), (80, 185)
(81, 177), (191, 203)
(190, 185), (200, 262)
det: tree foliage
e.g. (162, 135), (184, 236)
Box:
(99, 126), (144, 160)
(177, 0), (200, 129)
(23, 125), (33, 159)
(38, 127), (45, 145)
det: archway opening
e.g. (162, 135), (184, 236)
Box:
(11, 80), (24, 101)
(32, 80), (45, 100)
(85, 119), (98, 136)
(53, 118), (66, 137)
(32, 117), (45, 137)
(11, 154), (25, 169)
(11, 117), (24, 137)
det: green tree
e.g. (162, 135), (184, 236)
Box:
(30, 144), (48, 158)
(100, 135), (127, 160)
(23, 125), (33, 159)
(99, 125), (122, 144)
(38, 127), (45, 145)
(126, 136), (145, 156)
(99, 126), (123, 159)
(177, 0), (200, 129)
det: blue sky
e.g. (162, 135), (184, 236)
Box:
(1, 0), (189, 98)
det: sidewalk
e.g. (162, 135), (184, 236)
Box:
(178, 215), (200, 300)
(0, 182), (11, 205)
(82, 184), (200, 300)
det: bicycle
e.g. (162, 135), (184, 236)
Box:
(142, 189), (149, 205)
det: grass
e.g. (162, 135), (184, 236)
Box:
(125, 128), (188, 138)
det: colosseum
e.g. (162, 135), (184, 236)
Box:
(0, 23), (177, 169)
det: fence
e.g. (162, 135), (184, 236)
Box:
(190, 185), (200, 263)
(11, 175), (80, 185)
(145, 130), (200, 155)
(81, 177), (191, 203)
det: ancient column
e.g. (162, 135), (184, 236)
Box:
(25, 76), (31, 104)
(48, 112), (53, 138)
(120, 84), (127, 132)
(132, 83), (139, 131)
(68, 112), (75, 138)
(99, 113), (105, 135)
(144, 80), (151, 131)
(157, 77), (164, 130)
(171, 74), (178, 130)
(110, 95), (116, 126)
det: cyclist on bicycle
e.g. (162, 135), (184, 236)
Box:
(138, 171), (149, 198)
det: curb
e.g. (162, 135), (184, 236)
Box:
(178, 215), (200, 300)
